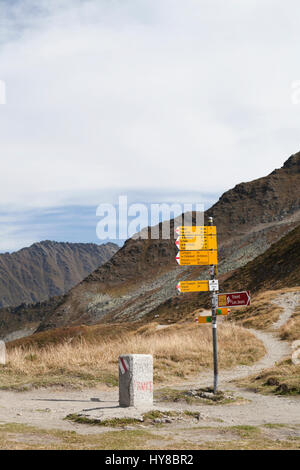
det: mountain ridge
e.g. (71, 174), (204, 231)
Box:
(0, 240), (118, 308)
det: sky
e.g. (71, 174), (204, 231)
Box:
(0, 0), (300, 251)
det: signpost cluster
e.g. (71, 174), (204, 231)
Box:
(175, 217), (250, 394)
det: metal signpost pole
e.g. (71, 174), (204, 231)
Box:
(208, 216), (218, 394)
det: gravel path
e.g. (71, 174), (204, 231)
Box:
(177, 325), (291, 389)
(272, 292), (300, 330)
(0, 291), (299, 435)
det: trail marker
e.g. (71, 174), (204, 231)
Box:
(218, 291), (250, 308)
(197, 308), (230, 323)
(176, 280), (219, 293)
(175, 220), (220, 394)
(175, 220), (250, 395)
(119, 357), (129, 375)
(216, 308), (230, 316)
(198, 316), (212, 324)
(176, 226), (216, 236)
(176, 235), (217, 251)
(176, 250), (218, 266)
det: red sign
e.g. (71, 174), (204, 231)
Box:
(218, 291), (250, 308)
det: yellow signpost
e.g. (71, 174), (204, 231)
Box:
(176, 250), (218, 266)
(217, 294), (227, 308)
(175, 222), (220, 393)
(175, 223), (250, 394)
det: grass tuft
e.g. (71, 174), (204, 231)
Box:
(235, 359), (300, 395)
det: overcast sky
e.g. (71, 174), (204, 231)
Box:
(0, 0), (300, 251)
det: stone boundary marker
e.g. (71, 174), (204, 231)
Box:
(0, 340), (6, 365)
(119, 354), (153, 407)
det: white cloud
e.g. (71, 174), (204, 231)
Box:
(0, 0), (300, 214)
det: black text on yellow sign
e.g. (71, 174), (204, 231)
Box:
(176, 250), (218, 266)
(176, 226), (217, 236)
(177, 280), (219, 293)
(176, 235), (217, 251)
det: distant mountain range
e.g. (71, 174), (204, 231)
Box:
(1, 151), (300, 339)
(0, 241), (118, 308)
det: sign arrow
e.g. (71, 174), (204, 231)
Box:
(176, 250), (218, 266)
(218, 291), (251, 308)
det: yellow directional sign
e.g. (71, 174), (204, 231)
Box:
(177, 280), (209, 293)
(176, 226), (216, 236)
(176, 250), (218, 266)
(176, 235), (217, 251)
(198, 316), (212, 324)
(177, 279), (219, 293)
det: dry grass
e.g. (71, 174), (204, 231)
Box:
(235, 359), (300, 395)
(0, 322), (265, 390)
(172, 437), (300, 450)
(0, 422), (299, 450)
(0, 423), (158, 450)
(231, 290), (284, 329)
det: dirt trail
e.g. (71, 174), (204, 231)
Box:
(168, 292), (300, 389)
(0, 292), (299, 436)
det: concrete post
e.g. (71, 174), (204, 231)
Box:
(0, 340), (6, 365)
(119, 354), (153, 407)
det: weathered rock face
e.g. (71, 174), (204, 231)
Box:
(0, 241), (118, 308)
